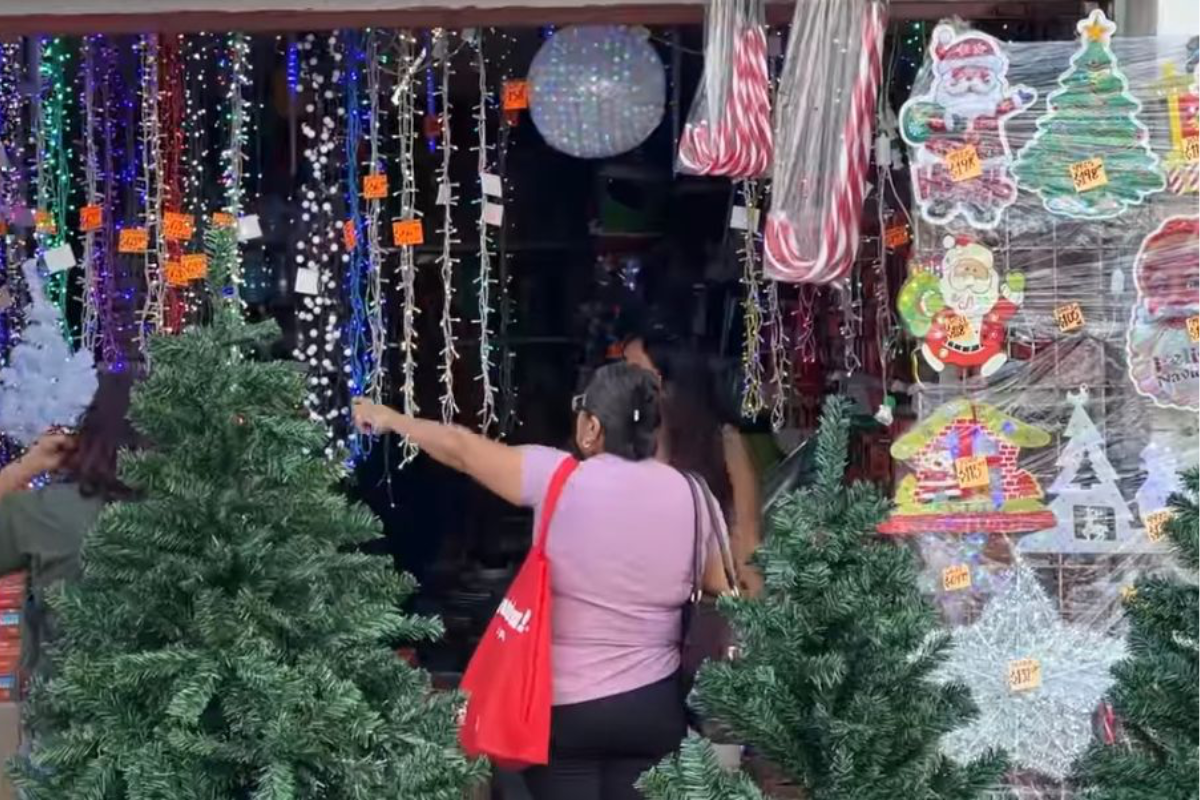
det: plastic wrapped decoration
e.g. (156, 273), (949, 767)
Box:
(528, 26), (666, 160)
(676, 0), (772, 178)
(762, 0), (885, 284)
(0, 259), (98, 446)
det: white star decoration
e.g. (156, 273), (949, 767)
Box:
(936, 562), (1126, 779)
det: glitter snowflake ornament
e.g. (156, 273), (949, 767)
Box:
(936, 562), (1125, 779)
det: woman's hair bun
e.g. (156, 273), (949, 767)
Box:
(581, 363), (661, 460)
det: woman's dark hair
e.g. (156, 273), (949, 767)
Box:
(579, 363), (661, 461)
(637, 335), (734, 512)
(62, 370), (138, 500)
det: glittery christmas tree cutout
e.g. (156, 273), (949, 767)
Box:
(936, 562), (1125, 779)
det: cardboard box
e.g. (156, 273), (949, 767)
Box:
(0, 701), (19, 800)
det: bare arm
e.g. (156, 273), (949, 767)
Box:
(352, 400), (524, 506)
(723, 426), (764, 597)
(0, 433), (74, 502)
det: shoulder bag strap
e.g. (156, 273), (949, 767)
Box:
(533, 457), (579, 551)
(683, 471), (705, 602)
(683, 472), (740, 598)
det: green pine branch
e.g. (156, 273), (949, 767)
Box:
(639, 735), (767, 800)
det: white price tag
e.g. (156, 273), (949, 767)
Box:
(480, 172), (503, 199)
(294, 267), (320, 296)
(483, 202), (505, 227)
(44, 243), (76, 273)
(729, 205), (760, 231)
(237, 214), (263, 242)
(436, 182), (451, 206)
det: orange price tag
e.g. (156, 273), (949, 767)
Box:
(1144, 509), (1173, 542)
(34, 210), (55, 235)
(1007, 658), (1042, 692)
(1119, 584), (1138, 603)
(1185, 136), (1199, 164)
(343, 219), (358, 250)
(942, 564), (972, 592)
(502, 79), (530, 111)
(1187, 316), (1199, 343)
(884, 225), (910, 249)
(181, 253), (208, 281)
(0, 221), (8, 237)
(1054, 302), (1085, 333)
(945, 315), (974, 343)
(363, 173), (388, 200)
(392, 218), (424, 247)
(1070, 158), (1108, 192)
(79, 205), (103, 233)
(164, 261), (187, 287)
(118, 227), (149, 254)
(212, 212), (236, 228)
(163, 212), (195, 242)
(955, 456), (990, 489)
(945, 145), (982, 182)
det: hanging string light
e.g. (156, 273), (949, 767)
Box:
(157, 35), (186, 336)
(222, 32), (251, 303)
(766, 280), (788, 432)
(138, 34), (166, 357)
(738, 179), (766, 420)
(80, 37), (101, 354)
(0, 41), (26, 396)
(473, 35), (498, 433)
(35, 37), (73, 343)
(344, 29), (371, 461)
(364, 31), (386, 407)
(436, 31), (460, 424)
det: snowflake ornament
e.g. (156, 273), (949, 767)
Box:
(936, 562), (1125, 779)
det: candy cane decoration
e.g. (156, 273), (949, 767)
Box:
(678, 10), (771, 178)
(764, 1), (884, 285)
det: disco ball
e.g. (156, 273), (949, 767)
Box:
(528, 26), (666, 159)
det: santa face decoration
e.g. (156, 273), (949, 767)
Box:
(900, 25), (1036, 229)
(1126, 216), (1199, 411)
(898, 239), (1026, 378)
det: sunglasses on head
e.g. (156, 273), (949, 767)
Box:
(571, 394), (588, 415)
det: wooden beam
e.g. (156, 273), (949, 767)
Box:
(0, 1), (1080, 36)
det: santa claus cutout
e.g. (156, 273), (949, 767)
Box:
(900, 24), (1036, 229)
(1127, 216), (1199, 411)
(898, 237), (1026, 378)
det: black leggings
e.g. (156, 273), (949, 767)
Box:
(524, 672), (686, 800)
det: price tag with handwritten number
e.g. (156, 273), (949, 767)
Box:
(212, 212), (236, 228)
(1188, 316), (1199, 344)
(942, 564), (972, 592)
(363, 174), (389, 200)
(1070, 158), (1108, 192)
(79, 205), (103, 233)
(392, 219), (424, 247)
(945, 315), (974, 342)
(163, 212), (195, 242)
(118, 228), (149, 254)
(343, 219), (358, 250)
(884, 225), (910, 249)
(955, 456), (990, 489)
(1144, 509), (1173, 542)
(1054, 302), (1085, 333)
(502, 80), (529, 111)
(35, 210), (55, 235)
(945, 145), (982, 182)
(1185, 136), (1199, 164)
(1007, 658), (1042, 692)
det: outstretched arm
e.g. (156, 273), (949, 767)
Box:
(0, 433), (74, 501)
(352, 399), (523, 506)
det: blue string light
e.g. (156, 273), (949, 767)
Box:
(287, 39), (301, 95)
(343, 31), (373, 462)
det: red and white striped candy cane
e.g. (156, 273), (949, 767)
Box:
(765, 1), (885, 284)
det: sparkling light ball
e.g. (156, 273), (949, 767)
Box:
(528, 26), (665, 159)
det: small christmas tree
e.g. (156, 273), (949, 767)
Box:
(0, 259), (97, 445)
(1074, 468), (1199, 798)
(645, 397), (1007, 800)
(1133, 439), (1182, 523)
(1013, 9), (1165, 219)
(10, 229), (484, 799)
(638, 735), (766, 800)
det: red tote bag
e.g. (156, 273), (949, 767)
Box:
(459, 456), (579, 769)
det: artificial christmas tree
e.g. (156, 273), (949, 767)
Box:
(646, 397), (1007, 800)
(0, 258), (97, 446)
(1012, 9), (1165, 219)
(638, 735), (766, 800)
(1073, 468), (1199, 799)
(9, 228), (484, 799)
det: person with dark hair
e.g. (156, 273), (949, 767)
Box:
(352, 362), (729, 800)
(0, 371), (138, 680)
(623, 333), (765, 596)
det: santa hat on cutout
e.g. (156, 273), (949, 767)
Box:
(931, 24), (1004, 76)
(1133, 216), (1199, 315)
(942, 234), (994, 274)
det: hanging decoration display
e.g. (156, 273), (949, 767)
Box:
(766, 279), (788, 432)
(138, 34), (167, 357)
(79, 36), (103, 356)
(898, 237), (1025, 378)
(879, 398), (1056, 535)
(35, 37), (73, 343)
(1133, 437), (1185, 525)
(1125, 215), (1199, 411)
(899, 24), (1036, 229)
(936, 563), (1125, 780)
(738, 182), (765, 420)
(1013, 10), (1165, 219)
(528, 26), (666, 160)
(0, 260), (98, 445)
(1157, 59), (1198, 195)
(474, 38), (499, 434)
(222, 32), (252, 297)
(434, 33), (459, 425)
(1017, 387), (1158, 556)
(677, 0), (772, 178)
(763, 0), (884, 284)
(0, 41), (24, 389)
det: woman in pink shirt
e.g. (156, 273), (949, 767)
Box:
(353, 363), (726, 800)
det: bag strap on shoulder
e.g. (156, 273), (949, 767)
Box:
(533, 457), (579, 550)
(682, 471), (740, 599)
